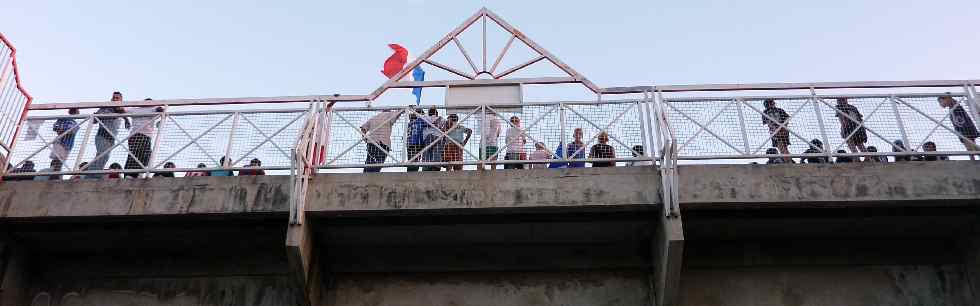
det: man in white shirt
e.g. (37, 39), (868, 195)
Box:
(504, 116), (527, 169)
(481, 112), (501, 161)
(360, 110), (402, 172)
(124, 99), (163, 178)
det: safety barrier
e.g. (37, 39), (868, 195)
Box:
(0, 33), (33, 163)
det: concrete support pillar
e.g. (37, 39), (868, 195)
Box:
(652, 213), (684, 306)
(0, 241), (31, 306)
(966, 217), (980, 306)
(286, 222), (326, 306)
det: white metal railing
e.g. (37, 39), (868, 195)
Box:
(658, 86), (980, 162)
(5, 107), (312, 178)
(302, 100), (658, 171)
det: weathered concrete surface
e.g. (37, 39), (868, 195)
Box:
(28, 276), (300, 306)
(0, 176), (289, 218)
(679, 161), (980, 208)
(966, 220), (980, 306)
(679, 265), (974, 306)
(306, 167), (661, 212)
(653, 214), (684, 306)
(326, 271), (650, 306)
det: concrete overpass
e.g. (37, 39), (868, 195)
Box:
(0, 161), (978, 306)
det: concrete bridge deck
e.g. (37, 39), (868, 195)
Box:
(0, 162), (977, 306)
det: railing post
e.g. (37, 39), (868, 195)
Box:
(559, 102), (567, 160)
(638, 91), (652, 159)
(809, 88), (833, 160)
(224, 112), (240, 168)
(889, 95), (911, 154)
(145, 106), (168, 177)
(479, 105), (487, 169)
(734, 98), (751, 155)
(73, 114), (96, 170)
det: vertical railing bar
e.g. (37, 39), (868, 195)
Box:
(637, 96), (651, 160)
(734, 98), (751, 156)
(810, 88), (833, 160)
(224, 112), (240, 168)
(145, 107), (167, 176)
(889, 95), (911, 154)
(559, 102), (567, 161)
(73, 114), (96, 170)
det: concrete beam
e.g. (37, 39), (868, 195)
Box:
(652, 214), (684, 306)
(286, 222), (326, 306)
(307, 167), (661, 213)
(678, 162), (980, 208)
(0, 176), (290, 218)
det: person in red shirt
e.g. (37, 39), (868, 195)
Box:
(240, 158), (266, 176)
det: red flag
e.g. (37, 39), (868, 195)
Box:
(381, 44), (409, 79)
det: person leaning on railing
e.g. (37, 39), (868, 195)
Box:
(529, 142), (551, 169)
(153, 162), (176, 178)
(361, 110), (402, 173)
(124, 98), (163, 178)
(442, 114), (472, 172)
(90, 91), (130, 177)
(938, 94), (979, 161)
(588, 131), (615, 167)
(50, 108), (79, 165)
(240, 158), (266, 176)
(549, 128), (586, 168)
(802, 139), (829, 164)
(421, 107), (445, 171)
(405, 108), (426, 172)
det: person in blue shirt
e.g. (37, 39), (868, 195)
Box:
(549, 128), (586, 168)
(405, 109), (426, 172)
(209, 156), (235, 176)
(50, 108), (79, 164)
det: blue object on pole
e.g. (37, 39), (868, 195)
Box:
(412, 66), (425, 105)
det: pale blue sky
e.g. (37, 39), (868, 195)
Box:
(2, 0), (978, 105)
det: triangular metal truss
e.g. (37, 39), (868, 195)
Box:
(368, 7), (601, 101)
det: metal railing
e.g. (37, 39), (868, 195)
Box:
(303, 100), (658, 171)
(0, 33), (33, 162)
(4, 81), (980, 182)
(5, 107), (313, 178)
(658, 86), (980, 162)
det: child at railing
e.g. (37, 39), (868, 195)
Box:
(630, 145), (653, 166)
(186, 163), (209, 177)
(529, 142), (551, 169)
(106, 163), (123, 180)
(442, 114), (472, 172)
(589, 132), (615, 167)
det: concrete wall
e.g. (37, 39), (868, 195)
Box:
(679, 161), (980, 207)
(326, 271), (650, 306)
(0, 176), (289, 218)
(680, 265), (974, 306)
(27, 276), (300, 306)
(307, 167), (661, 212)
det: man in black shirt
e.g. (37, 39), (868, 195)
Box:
(762, 99), (792, 163)
(835, 98), (868, 154)
(938, 95), (979, 160)
(802, 139), (830, 164)
(589, 132), (616, 167)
